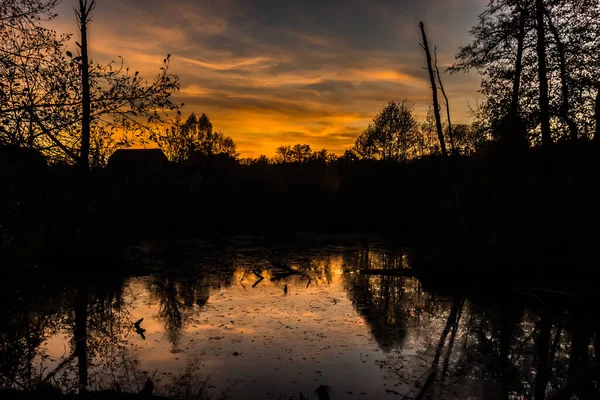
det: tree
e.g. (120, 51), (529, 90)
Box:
(450, 0), (535, 147)
(76, 0), (93, 170)
(434, 48), (456, 154)
(274, 145), (293, 163)
(452, 0), (600, 145)
(0, 0), (181, 166)
(314, 148), (337, 163)
(351, 101), (419, 161)
(535, 0), (552, 147)
(420, 22), (447, 156)
(544, 6), (577, 141)
(158, 113), (238, 163)
(290, 144), (313, 163)
(0, 0), (68, 148)
(452, 123), (491, 155)
(418, 107), (442, 156)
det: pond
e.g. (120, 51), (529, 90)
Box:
(0, 234), (597, 399)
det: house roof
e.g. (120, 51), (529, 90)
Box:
(107, 148), (169, 169)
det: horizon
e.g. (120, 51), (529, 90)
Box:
(47, 0), (485, 157)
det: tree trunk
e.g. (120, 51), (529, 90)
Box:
(595, 88), (600, 144)
(434, 48), (456, 154)
(420, 21), (447, 156)
(569, 311), (596, 398)
(545, 10), (578, 141)
(78, 0), (92, 171)
(74, 286), (88, 394)
(511, 7), (526, 117)
(535, 0), (552, 147)
(499, 312), (512, 400)
(441, 298), (464, 377)
(534, 311), (553, 400)
(415, 297), (463, 400)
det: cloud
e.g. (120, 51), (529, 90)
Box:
(47, 0), (485, 157)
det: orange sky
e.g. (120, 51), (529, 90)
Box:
(48, 0), (485, 157)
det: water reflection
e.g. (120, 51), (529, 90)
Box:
(1, 238), (599, 399)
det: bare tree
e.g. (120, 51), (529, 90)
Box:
(75, 0), (94, 170)
(420, 22), (447, 156)
(434, 47), (456, 154)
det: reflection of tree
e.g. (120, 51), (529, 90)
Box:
(149, 273), (190, 348)
(0, 273), (133, 394)
(339, 247), (600, 399)
(342, 249), (422, 351)
(146, 251), (229, 349)
(0, 308), (62, 390)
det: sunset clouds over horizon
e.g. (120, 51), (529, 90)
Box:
(49, 0), (485, 157)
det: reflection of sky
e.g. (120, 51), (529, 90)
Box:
(21, 242), (529, 399)
(40, 254), (424, 399)
(45, 0), (486, 157)
(6, 239), (580, 400)
(125, 258), (392, 399)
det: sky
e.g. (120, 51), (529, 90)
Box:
(48, 0), (486, 157)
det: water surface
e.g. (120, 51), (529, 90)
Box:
(0, 235), (595, 399)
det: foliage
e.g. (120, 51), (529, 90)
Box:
(157, 113), (238, 163)
(0, 0), (181, 166)
(452, 0), (600, 143)
(350, 101), (420, 161)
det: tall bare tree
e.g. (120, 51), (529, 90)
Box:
(420, 22), (447, 156)
(75, 0), (94, 170)
(434, 47), (456, 154)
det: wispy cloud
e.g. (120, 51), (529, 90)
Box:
(48, 0), (485, 157)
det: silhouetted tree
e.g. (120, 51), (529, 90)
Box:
(453, 0), (600, 144)
(452, 123), (488, 155)
(240, 154), (271, 165)
(314, 148), (337, 163)
(535, 0), (552, 148)
(420, 21), (447, 156)
(450, 0), (534, 147)
(76, 0), (93, 170)
(0, 0), (67, 148)
(434, 47), (456, 154)
(274, 145), (293, 163)
(273, 144), (315, 163)
(544, 7), (577, 141)
(417, 107), (442, 156)
(0, 0), (180, 165)
(351, 101), (419, 161)
(291, 143), (313, 162)
(158, 113), (237, 163)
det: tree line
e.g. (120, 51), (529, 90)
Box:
(154, 102), (489, 166)
(3, 0), (600, 169)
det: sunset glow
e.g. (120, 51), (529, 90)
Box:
(48, 0), (485, 157)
